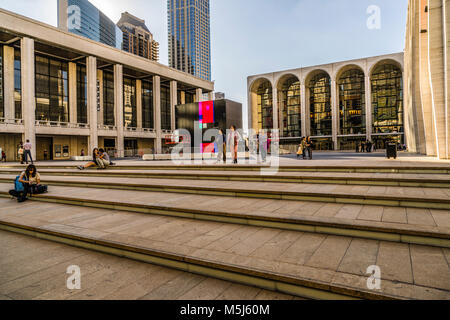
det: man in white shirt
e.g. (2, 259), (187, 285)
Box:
(23, 140), (33, 165)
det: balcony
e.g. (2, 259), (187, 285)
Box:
(34, 121), (90, 129)
(0, 118), (23, 125)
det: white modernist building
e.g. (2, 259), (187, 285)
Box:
(0, 9), (214, 161)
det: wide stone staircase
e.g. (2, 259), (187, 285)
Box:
(0, 163), (449, 300)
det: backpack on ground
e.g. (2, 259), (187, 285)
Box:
(14, 176), (24, 192)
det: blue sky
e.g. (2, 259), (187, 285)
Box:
(0, 0), (408, 129)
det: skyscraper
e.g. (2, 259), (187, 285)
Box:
(168, 0), (211, 81)
(58, 0), (122, 49)
(117, 12), (160, 62)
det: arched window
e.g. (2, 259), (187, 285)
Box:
(279, 76), (301, 137)
(371, 64), (403, 134)
(309, 72), (331, 136)
(256, 81), (273, 130)
(338, 69), (366, 135)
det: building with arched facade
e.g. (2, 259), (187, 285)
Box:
(248, 53), (404, 152)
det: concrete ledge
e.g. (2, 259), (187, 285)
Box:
(0, 221), (403, 300)
(70, 156), (93, 161)
(2, 177), (448, 211)
(0, 191), (448, 248)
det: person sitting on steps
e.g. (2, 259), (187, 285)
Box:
(77, 148), (101, 170)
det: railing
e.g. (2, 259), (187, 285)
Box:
(0, 118), (24, 125)
(98, 125), (117, 131)
(124, 127), (156, 134)
(34, 120), (90, 129)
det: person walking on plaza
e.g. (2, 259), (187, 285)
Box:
(215, 129), (226, 164)
(227, 125), (240, 164)
(306, 136), (314, 160)
(23, 140), (33, 164)
(259, 129), (268, 163)
(1, 150), (6, 162)
(17, 143), (24, 164)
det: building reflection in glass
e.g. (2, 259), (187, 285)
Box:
(142, 80), (153, 129)
(309, 72), (332, 136)
(123, 77), (136, 128)
(371, 64), (403, 134)
(256, 80), (273, 130)
(103, 71), (115, 126)
(338, 68), (366, 135)
(278, 76), (301, 137)
(35, 55), (69, 122)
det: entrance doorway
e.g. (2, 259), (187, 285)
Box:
(36, 137), (53, 161)
(124, 139), (138, 157)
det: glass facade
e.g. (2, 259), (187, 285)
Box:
(63, 0), (122, 49)
(279, 77), (301, 137)
(371, 64), (403, 134)
(35, 55), (69, 122)
(338, 69), (366, 135)
(309, 72), (332, 136)
(76, 64), (87, 124)
(123, 77), (136, 128)
(14, 48), (21, 120)
(256, 81), (273, 130)
(142, 80), (154, 129)
(0, 46), (3, 119)
(161, 85), (171, 131)
(168, 0), (211, 81)
(103, 71), (115, 126)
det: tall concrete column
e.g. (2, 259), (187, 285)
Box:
(153, 75), (162, 154)
(136, 79), (142, 129)
(3, 46), (15, 121)
(87, 56), (97, 155)
(207, 91), (214, 101)
(170, 80), (177, 131)
(114, 64), (124, 158)
(272, 86), (279, 130)
(195, 88), (203, 102)
(21, 37), (36, 160)
(331, 79), (338, 150)
(180, 91), (186, 105)
(68, 62), (77, 124)
(365, 76), (373, 141)
(300, 83), (307, 137)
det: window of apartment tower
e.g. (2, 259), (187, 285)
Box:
(103, 71), (115, 126)
(14, 48), (21, 120)
(160, 84), (171, 131)
(76, 65), (87, 124)
(123, 77), (137, 128)
(35, 55), (69, 122)
(142, 80), (154, 129)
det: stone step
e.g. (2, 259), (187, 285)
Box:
(1, 164), (450, 174)
(1, 230), (301, 300)
(0, 169), (448, 188)
(0, 198), (448, 300)
(0, 184), (448, 248)
(1, 174), (449, 210)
